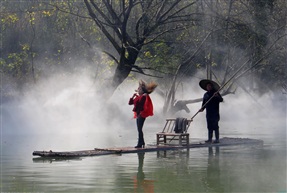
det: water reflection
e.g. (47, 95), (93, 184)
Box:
(133, 152), (155, 193)
(156, 149), (190, 158)
(32, 157), (82, 163)
(2, 137), (286, 192)
(206, 147), (223, 192)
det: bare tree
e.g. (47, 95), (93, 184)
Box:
(83, 0), (198, 96)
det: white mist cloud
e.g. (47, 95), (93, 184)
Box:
(1, 71), (133, 149)
(1, 69), (286, 151)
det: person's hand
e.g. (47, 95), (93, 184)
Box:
(199, 108), (204, 112)
(132, 93), (137, 98)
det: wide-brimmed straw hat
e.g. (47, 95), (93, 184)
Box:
(199, 79), (220, 91)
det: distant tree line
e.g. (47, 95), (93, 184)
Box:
(1, 0), (286, 112)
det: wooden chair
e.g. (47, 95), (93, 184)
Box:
(156, 118), (192, 146)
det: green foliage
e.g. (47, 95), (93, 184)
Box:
(139, 40), (182, 77)
(1, 44), (31, 87)
(0, 0), (285, 96)
(1, 13), (19, 25)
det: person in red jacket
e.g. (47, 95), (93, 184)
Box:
(129, 80), (157, 148)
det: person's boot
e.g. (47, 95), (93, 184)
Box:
(134, 144), (145, 148)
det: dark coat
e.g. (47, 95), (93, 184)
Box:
(201, 90), (223, 121)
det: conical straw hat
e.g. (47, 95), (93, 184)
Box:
(199, 79), (220, 91)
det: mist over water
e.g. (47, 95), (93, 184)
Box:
(1, 71), (286, 193)
(1, 71), (286, 152)
(221, 90), (286, 137)
(1, 71), (164, 152)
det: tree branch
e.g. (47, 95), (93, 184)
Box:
(84, 0), (121, 53)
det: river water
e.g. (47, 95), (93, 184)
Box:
(1, 91), (286, 193)
(1, 120), (286, 193)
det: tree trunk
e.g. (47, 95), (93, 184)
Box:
(111, 45), (140, 93)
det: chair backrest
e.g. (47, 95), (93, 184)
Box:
(161, 119), (176, 133)
(161, 118), (192, 133)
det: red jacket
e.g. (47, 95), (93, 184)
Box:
(129, 94), (153, 118)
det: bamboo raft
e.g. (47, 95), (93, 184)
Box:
(32, 137), (263, 158)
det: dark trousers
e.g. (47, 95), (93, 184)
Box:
(207, 119), (219, 140)
(136, 115), (146, 146)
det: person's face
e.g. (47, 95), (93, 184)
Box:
(138, 86), (144, 95)
(206, 83), (213, 91)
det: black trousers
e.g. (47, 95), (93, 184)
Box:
(207, 119), (219, 140)
(136, 115), (146, 146)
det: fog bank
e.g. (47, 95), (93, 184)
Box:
(1, 72), (286, 150)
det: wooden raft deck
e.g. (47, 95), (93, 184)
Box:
(32, 137), (263, 158)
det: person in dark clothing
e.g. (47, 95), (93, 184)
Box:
(199, 79), (223, 143)
(129, 80), (157, 148)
